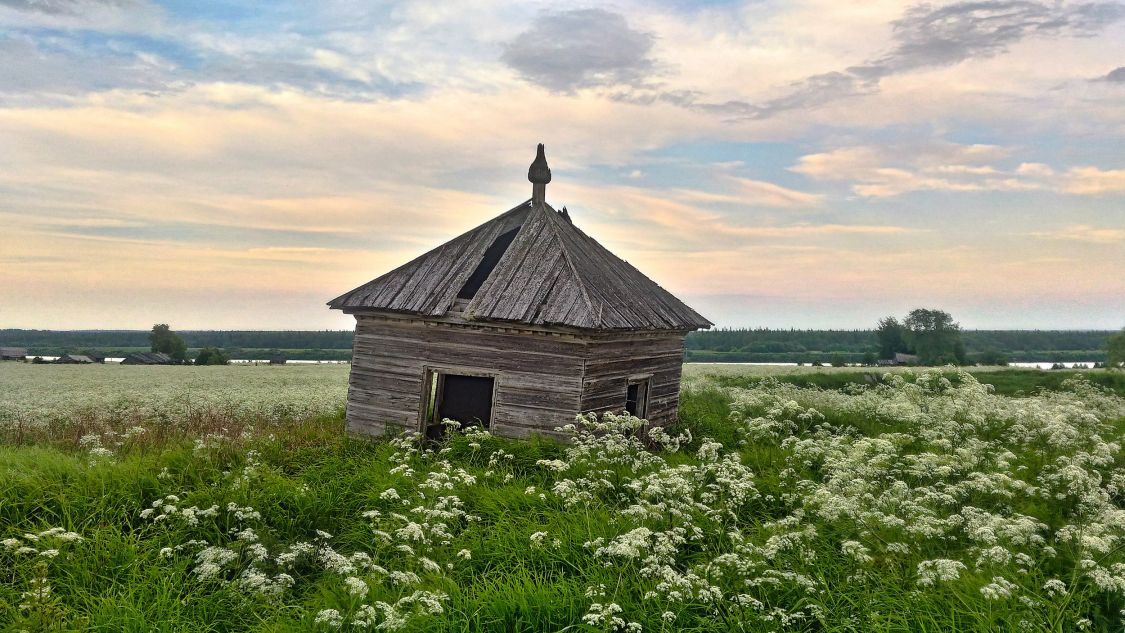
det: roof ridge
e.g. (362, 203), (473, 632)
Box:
(538, 203), (600, 327)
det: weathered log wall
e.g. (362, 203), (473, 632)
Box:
(347, 315), (584, 439)
(579, 334), (686, 426)
(346, 313), (688, 439)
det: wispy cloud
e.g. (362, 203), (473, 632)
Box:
(632, 0), (1125, 120)
(1030, 224), (1125, 243)
(1062, 166), (1125, 194)
(728, 177), (824, 208)
(0, 1), (1123, 328)
(791, 141), (1125, 198)
(0, 0), (138, 14)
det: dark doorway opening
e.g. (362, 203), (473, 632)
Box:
(625, 377), (650, 418)
(422, 371), (495, 440)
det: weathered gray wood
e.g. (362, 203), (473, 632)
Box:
(342, 281), (693, 437)
(345, 316), (590, 438)
(330, 201), (711, 332)
(577, 332), (686, 426)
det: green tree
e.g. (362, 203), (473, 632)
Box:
(1107, 328), (1125, 369)
(149, 324), (187, 363)
(194, 347), (230, 366)
(876, 317), (907, 359)
(903, 308), (966, 365)
(975, 349), (1010, 367)
(861, 351), (876, 366)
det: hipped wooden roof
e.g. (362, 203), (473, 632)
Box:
(329, 201), (712, 331)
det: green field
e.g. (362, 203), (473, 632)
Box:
(3, 363), (1125, 631)
(683, 364), (1125, 397)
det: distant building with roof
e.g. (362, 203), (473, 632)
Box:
(121, 352), (174, 365)
(0, 347), (28, 361)
(329, 145), (711, 440)
(56, 354), (95, 364)
(894, 353), (920, 365)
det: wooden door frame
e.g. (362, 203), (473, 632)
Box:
(418, 365), (501, 434)
(626, 373), (653, 419)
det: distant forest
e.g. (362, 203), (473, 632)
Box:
(0, 329), (354, 361)
(0, 328), (1114, 363)
(684, 329), (1114, 363)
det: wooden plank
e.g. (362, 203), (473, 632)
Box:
(497, 385), (581, 410)
(466, 213), (548, 316)
(582, 353), (686, 378)
(357, 327), (587, 358)
(358, 340), (582, 377)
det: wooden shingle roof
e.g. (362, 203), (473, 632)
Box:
(329, 200), (711, 332)
(121, 352), (174, 365)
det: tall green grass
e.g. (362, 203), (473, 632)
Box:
(3, 371), (1125, 631)
(701, 368), (1125, 397)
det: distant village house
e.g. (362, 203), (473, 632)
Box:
(121, 352), (174, 365)
(0, 347), (28, 361)
(56, 354), (95, 364)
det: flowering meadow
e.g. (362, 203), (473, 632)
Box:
(3, 363), (1125, 631)
(0, 363), (348, 446)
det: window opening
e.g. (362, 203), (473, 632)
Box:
(457, 227), (521, 300)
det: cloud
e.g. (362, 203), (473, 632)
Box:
(0, 34), (185, 97)
(790, 142), (1020, 197)
(1016, 162), (1056, 177)
(727, 177), (824, 208)
(1030, 224), (1125, 243)
(793, 142), (1125, 197)
(0, 0), (159, 31)
(789, 142), (1125, 198)
(881, 1), (1124, 72)
(739, 1), (1125, 118)
(500, 9), (656, 92)
(1062, 166), (1125, 194)
(1, 2), (1122, 329)
(0, 0), (136, 14)
(560, 181), (912, 260)
(1100, 66), (1125, 81)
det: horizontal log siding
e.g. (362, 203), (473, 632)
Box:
(579, 334), (687, 426)
(346, 316), (584, 438)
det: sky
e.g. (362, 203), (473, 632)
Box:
(0, 0), (1123, 331)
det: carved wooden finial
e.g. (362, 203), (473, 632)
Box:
(528, 143), (551, 184)
(528, 143), (551, 204)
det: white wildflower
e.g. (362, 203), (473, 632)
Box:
(314, 608), (344, 628)
(344, 576), (369, 597)
(917, 559), (967, 586)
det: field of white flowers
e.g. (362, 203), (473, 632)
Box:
(0, 363), (348, 445)
(2, 364), (1125, 631)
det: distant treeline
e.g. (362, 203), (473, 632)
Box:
(1, 328), (1114, 363)
(684, 328), (1114, 363)
(1, 329), (354, 351)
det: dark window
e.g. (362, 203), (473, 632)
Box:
(457, 227), (520, 300)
